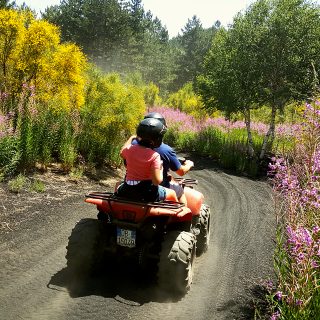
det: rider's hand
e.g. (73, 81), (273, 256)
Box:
(176, 159), (194, 176)
(185, 160), (194, 168)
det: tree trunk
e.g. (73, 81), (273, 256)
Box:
(243, 108), (255, 158)
(259, 104), (277, 160)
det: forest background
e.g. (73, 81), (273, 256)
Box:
(1, 1), (320, 318)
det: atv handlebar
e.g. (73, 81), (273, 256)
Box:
(172, 177), (198, 187)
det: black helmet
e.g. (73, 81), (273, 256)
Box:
(136, 118), (167, 148)
(144, 112), (167, 127)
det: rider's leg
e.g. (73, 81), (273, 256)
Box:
(164, 187), (178, 202)
(169, 181), (187, 205)
(178, 193), (187, 205)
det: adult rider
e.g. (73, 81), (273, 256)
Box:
(134, 112), (194, 205)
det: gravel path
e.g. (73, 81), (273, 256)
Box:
(0, 158), (275, 320)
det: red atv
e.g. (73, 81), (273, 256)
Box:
(66, 170), (210, 295)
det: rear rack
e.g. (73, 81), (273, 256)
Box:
(85, 192), (185, 209)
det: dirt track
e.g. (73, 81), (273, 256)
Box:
(0, 157), (275, 320)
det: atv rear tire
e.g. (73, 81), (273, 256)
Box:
(158, 231), (196, 295)
(196, 204), (211, 256)
(66, 218), (103, 275)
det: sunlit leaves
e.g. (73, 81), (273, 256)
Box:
(0, 9), (88, 113)
(166, 82), (206, 119)
(16, 19), (60, 89)
(39, 43), (87, 110)
(0, 9), (24, 80)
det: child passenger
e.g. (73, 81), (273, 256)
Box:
(116, 118), (168, 202)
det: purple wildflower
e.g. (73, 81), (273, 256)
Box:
(275, 291), (282, 301)
(270, 311), (280, 320)
(265, 279), (274, 291)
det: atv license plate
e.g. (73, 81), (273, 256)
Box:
(116, 228), (136, 248)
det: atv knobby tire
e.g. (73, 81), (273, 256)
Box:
(66, 218), (103, 275)
(158, 231), (196, 295)
(196, 204), (211, 256)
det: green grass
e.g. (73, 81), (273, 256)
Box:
(8, 174), (27, 193)
(29, 179), (45, 193)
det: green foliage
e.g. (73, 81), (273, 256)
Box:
(8, 173), (26, 192)
(196, 27), (240, 116)
(165, 125), (262, 176)
(0, 0), (15, 9)
(8, 174), (45, 192)
(57, 115), (77, 170)
(12, 84), (80, 170)
(166, 83), (206, 119)
(29, 179), (45, 192)
(42, 0), (219, 94)
(0, 135), (20, 175)
(143, 82), (162, 107)
(69, 166), (84, 180)
(250, 103), (305, 124)
(172, 16), (219, 90)
(42, 0), (175, 91)
(77, 67), (146, 166)
(197, 0), (320, 159)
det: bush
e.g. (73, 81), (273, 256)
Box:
(266, 101), (320, 319)
(166, 83), (207, 119)
(77, 69), (146, 166)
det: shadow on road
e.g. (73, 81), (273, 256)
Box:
(47, 262), (183, 305)
(216, 284), (270, 320)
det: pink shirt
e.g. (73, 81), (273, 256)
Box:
(121, 144), (161, 181)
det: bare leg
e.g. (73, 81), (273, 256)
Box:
(179, 193), (188, 206)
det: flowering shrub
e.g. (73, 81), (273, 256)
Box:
(166, 82), (206, 119)
(151, 106), (299, 138)
(0, 110), (19, 174)
(149, 106), (293, 175)
(0, 111), (14, 138)
(78, 70), (146, 166)
(269, 102), (320, 223)
(266, 100), (320, 319)
(0, 9), (87, 114)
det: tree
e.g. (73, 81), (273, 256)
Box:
(197, 0), (320, 160)
(256, 0), (320, 159)
(197, 26), (258, 157)
(0, 0), (15, 9)
(0, 9), (87, 114)
(173, 16), (219, 90)
(0, 8), (24, 82)
(42, 0), (172, 90)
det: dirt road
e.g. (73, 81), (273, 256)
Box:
(0, 158), (275, 320)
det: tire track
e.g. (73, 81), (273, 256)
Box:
(0, 165), (275, 320)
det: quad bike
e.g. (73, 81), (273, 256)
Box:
(66, 161), (210, 295)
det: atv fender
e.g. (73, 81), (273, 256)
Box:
(85, 197), (192, 223)
(184, 187), (203, 215)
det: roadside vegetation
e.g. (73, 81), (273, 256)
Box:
(265, 101), (320, 320)
(0, 0), (320, 318)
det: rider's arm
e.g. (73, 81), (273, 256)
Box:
(120, 135), (136, 158)
(151, 167), (163, 185)
(151, 154), (163, 185)
(175, 160), (194, 176)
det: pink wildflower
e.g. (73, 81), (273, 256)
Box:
(270, 311), (280, 320)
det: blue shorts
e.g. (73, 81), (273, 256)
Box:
(169, 182), (184, 199)
(158, 186), (167, 201)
